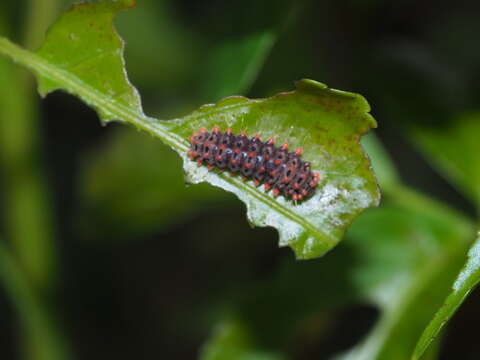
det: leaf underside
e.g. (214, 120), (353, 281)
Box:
(0, 0), (380, 259)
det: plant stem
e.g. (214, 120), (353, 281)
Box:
(0, 241), (70, 360)
(0, 0), (71, 359)
(0, 0), (59, 302)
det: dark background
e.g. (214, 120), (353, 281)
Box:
(1, 0), (480, 359)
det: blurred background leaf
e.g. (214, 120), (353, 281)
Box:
(200, 30), (275, 102)
(0, 1), (71, 359)
(79, 128), (231, 240)
(199, 146), (475, 360)
(413, 232), (480, 360)
(0, 241), (69, 360)
(201, 317), (285, 360)
(411, 113), (480, 209)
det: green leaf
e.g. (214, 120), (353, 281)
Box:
(198, 201), (471, 359)
(201, 201), (472, 359)
(199, 141), (474, 359)
(412, 231), (480, 360)
(201, 30), (276, 101)
(35, 0), (142, 122)
(169, 80), (379, 259)
(114, 0), (200, 88)
(79, 128), (231, 239)
(80, 13), (278, 239)
(201, 317), (285, 360)
(411, 112), (480, 206)
(337, 203), (470, 360)
(0, 0), (379, 258)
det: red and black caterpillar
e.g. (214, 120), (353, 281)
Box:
(188, 126), (319, 201)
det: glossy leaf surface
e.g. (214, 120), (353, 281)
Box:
(0, 0), (379, 258)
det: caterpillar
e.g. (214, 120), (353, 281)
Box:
(187, 126), (319, 201)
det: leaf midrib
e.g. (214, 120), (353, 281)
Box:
(0, 36), (331, 247)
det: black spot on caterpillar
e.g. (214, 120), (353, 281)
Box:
(188, 126), (319, 201)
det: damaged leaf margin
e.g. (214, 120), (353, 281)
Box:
(0, 0), (379, 259)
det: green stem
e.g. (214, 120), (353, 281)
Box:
(0, 1), (58, 301)
(0, 240), (70, 360)
(0, 1), (70, 359)
(0, 65), (56, 291)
